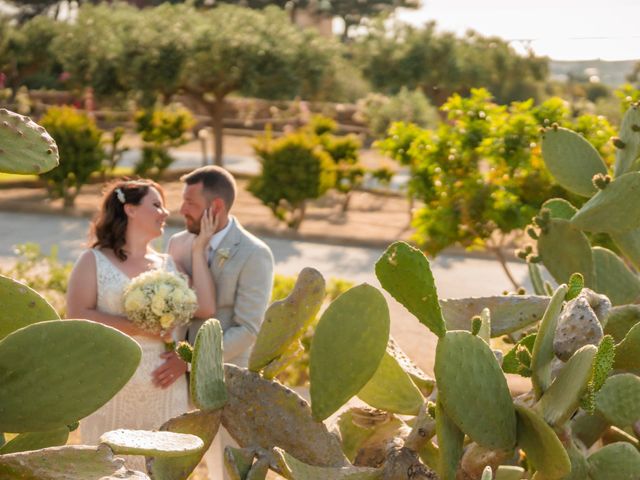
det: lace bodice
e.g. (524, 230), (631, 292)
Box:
(92, 249), (177, 316)
(80, 249), (189, 472)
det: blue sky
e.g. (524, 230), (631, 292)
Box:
(394, 0), (639, 61)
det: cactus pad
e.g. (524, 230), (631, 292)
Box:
(435, 331), (516, 450)
(495, 466), (524, 480)
(540, 126), (607, 197)
(440, 295), (549, 336)
(604, 305), (640, 342)
(310, 283), (389, 421)
(0, 108), (59, 174)
(357, 350), (424, 415)
(0, 444), (149, 479)
(535, 345), (597, 426)
(531, 284), (568, 397)
(587, 442), (640, 480)
(221, 364), (348, 467)
(99, 429), (204, 457)
(250, 267), (325, 371)
(147, 409), (222, 480)
(272, 447), (383, 480)
(375, 241), (446, 338)
(593, 247), (640, 305)
(223, 446), (255, 480)
(541, 198), (578, 220)
(537, 218), (595, 287)
(0, 274), (60, 341)
(613, 103), (640, 176)
(191, 318), (227, 411)
(0, 426), (69, 455)
(502, 333), (536, 377)
(0, 319), (141, 433)
(613, 322), (640, 373)
(571, 172), (640, 234)
(435, 399), (464, 480)
(386, 337), (435, 396)
(514, 404), (570, 478)
(612, 228), (640, 270)
(595, 374), (640, 427)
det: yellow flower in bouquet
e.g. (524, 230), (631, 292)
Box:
(123, 269), (197, 335)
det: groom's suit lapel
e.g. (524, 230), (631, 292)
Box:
(209, 219), (242, 278)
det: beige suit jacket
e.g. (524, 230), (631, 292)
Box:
(168, 218), (274, 367)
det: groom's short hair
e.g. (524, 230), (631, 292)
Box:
(181, 166), (236, 210)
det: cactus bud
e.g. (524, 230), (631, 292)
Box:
(517, 287), (527, 295)
(592, 173), (611, 190)
(67, 421), (80, 432)
(515, 345), (532, 368)
(533, 209), (551, 233)
(176, 341), (193, 363)
(524, 245), (533, 254)
(566, 273), (584, 301)
(612, 137), (626, 149)
(527, 255), (542, 264)
(552, 123), (559, 131)
(471, 316), (482, 336)
(516, 249), (529, 260)
(632, 124), (640, 132)
(427, 401), (437, 419)
(526, 226), (539, 240)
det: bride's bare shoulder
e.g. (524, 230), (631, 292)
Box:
(167, 230), (193, 254)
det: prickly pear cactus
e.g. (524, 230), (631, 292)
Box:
(0, 274), (60, 341)
(249, 267), (325, 372)
(309, 283), (390, 421)
(0, 108), (59, 174)
(0, 319), (141, 432)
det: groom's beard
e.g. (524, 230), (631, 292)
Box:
(185, 215), (201, 234)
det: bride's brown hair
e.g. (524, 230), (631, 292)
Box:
(91, 179), (166, 261)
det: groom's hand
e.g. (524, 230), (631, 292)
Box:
(153, 351), (188, 389)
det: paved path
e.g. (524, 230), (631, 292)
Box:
(0, 212), (531, 385)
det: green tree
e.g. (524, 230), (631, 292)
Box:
(378, 89), (616, 287)
(0, 16), (63, 94)
(355, 21), (548, 106)
(52, 4), (135, 97)
(180, 5), (340, 166)
(39, 106), (105, 208)
(329, 0), (420, 41)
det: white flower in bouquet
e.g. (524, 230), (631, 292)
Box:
(123, 269), (197, 335)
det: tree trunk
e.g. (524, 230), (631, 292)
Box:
(342, 191), (352, 213)
(208, 99), (225, 167)
(489, 239), (520, 291)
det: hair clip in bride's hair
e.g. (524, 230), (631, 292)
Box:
(115, 187), (126, 204)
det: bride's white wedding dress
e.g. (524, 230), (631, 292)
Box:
(79, 249), (189, 471)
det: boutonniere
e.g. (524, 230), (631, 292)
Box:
(216, 248), (231, 268)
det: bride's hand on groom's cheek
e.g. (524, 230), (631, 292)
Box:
(152, 351), (188, 389)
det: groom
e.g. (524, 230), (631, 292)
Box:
(162, 165), (274, 368)
(158, 165), (274, 479)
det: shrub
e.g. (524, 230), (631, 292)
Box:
(134, 105), (195, 179)
(39, 106), (104, 207)
(250, 131), (336, 230)
(356, 87), (438, 139)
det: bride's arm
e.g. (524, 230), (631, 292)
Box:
(189, 208), (217, 319)
(66, 250), (155, 338)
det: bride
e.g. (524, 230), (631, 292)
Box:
(66, 179), (217, 470)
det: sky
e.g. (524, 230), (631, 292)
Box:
(394, 0), (640, 61)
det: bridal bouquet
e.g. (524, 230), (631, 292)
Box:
(123, 269), (197, 335)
